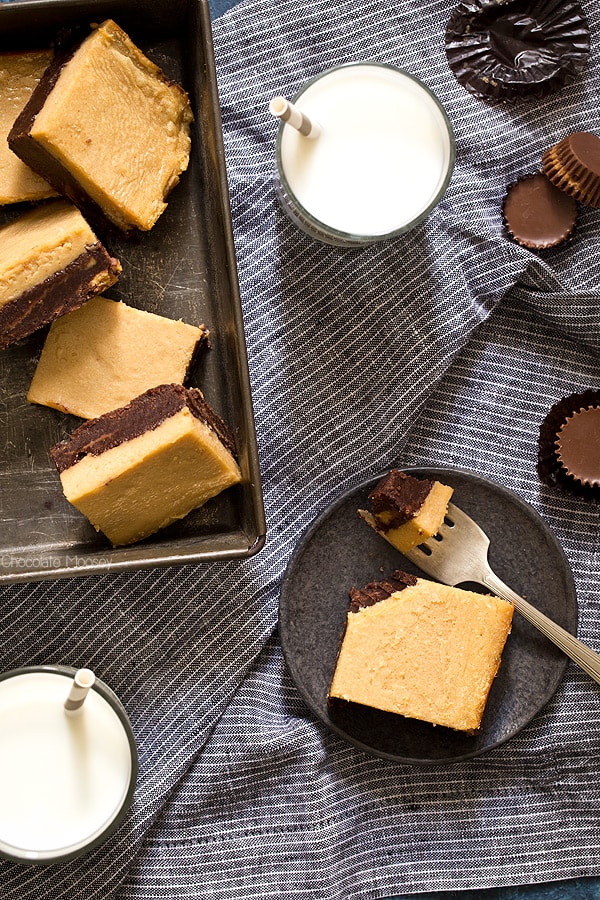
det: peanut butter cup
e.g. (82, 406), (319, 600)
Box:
(556, 406), (600, 488)
(537, 390), (600, 499)
(502, 172), (577, 249)
(445, 0), (590, 102)
(542, 132), (600, 207)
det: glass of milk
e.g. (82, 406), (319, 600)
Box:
(274, 62), (455, 247)
(0, 665), (137, 864)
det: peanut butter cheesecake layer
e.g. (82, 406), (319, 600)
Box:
(358, 469), (453, 553)
(0, 49), (57, 204)
(9, 19), (193, 232)
(329, 569), (513, 732)
(50, 384), (242, 547)
(0, 200), (121, 350)
(28, 295), (209, 419)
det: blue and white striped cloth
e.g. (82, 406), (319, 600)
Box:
(2, 0), (600, 897)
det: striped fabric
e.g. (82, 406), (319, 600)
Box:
(3, 0), (600, 897)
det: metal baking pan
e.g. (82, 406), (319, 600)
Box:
(0, 0), (266, 583)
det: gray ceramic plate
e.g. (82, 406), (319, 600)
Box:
(279, 467), (577, 764)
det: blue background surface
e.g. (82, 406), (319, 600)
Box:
(206, 0), (600, 898)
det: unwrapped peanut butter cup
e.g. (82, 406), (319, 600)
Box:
(503, 172), (577, 248)
(537, 390), (600, 499)
(445, 0), (590, 102)
(542, 132), (600, 207)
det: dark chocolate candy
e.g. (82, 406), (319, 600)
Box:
(542, 132), (600, 208)
(556, 406), (600, 487)
(537, 389), (600, 500)
(502, 172), (577, 249)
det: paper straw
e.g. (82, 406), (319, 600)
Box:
(64, 668), (95, 715)
(269, 96), (321, 139)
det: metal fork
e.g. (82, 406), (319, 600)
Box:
(401, 502), (600, 685)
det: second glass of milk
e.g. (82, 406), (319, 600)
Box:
(275, 62), (455, 247)
(0, 665), (137, 864)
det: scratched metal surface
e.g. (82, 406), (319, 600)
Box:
(0, 0), (265, 582)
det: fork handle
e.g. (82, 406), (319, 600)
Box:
(483, 572), (600, 686)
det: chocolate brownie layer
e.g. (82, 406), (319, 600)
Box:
(0, 200), (121, 350)
(51, 384), (236, 472)
(51, 382), (241, 546)
(8, 40), (111, 231)
(0, 245), (120, 350)
(349, 569), (417, 612)
(369, 470), (433, 530)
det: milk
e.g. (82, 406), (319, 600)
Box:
(0, 667), (137, 863)
(276, 63), (454, 245)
